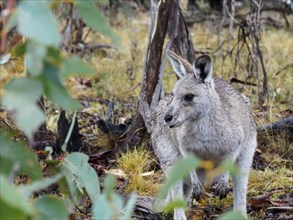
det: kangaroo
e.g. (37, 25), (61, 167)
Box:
(151, 51), (257, 220)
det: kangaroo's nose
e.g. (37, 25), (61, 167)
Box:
(164, 114), (173, 123)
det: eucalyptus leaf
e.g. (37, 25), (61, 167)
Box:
(220, 160), (241, 177)
(25, 41), (47, 76)
(0, 198), (27, 220)
(93, 194), (112, 220)
(218, 210), (246, 220)
(0, 133), (42, 180)
(20, 174), (63, 199)
(122, 193), (136, 219)
(75, 0), (120, 47)
(157, 155), (200, 199)
(0, 174), (36, 217)
(2, 78), (45, 139)
(17, 1), (61, 47)
(41, 63), (82, 110)
(62, 153), (100, 203)
(34, 196), (68, 220)
(104, 174), (116, 198)
(61, 56), (94, 77)
(163, 199), (187, 213)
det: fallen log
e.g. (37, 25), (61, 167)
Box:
(257, 117), (293, 143)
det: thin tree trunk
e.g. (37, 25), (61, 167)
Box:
(168, 0), (195, 62)
(117, 0), (173, 150)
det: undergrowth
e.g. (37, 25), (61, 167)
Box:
(1, 4), (292, 218)
(117, 147), (160, 195)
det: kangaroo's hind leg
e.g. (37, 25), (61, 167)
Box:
(233, 134), (257, 217)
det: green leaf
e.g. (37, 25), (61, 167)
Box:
(20, 174), (63, 199)
(0, 174), (36, 217)
(104, 174), (116, 198)
(75, 0), (120, 47)
(93, 194), (112, 220)
(2, 78), (45, 139)
(17, 1), (61, 47)
(61, 56), (94, 77)
(34, 196), (68, 220)
(41, 63), (82, 110)
(163, 199), (187, 213)
(218, 210), (246, 220)
(157, 155), (200, 199)
(220, 160), (241, 177)
(122, 193), (136, 219)
(61, 111), (77, 152)
(0, 133), (42, 180)
(13, 41), (27, 57)
(25, 41), (47, 76)
(0, 197), (27, 220)
(62, 153), (100, 203)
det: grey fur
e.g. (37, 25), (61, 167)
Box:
(151, 51), (257, 220)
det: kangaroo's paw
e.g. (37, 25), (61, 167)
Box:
(191, 182), (205, 201)
(212, 179), (230, 199)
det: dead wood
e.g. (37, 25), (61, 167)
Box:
(230, 77), (257, 86)
(168, 0), (195, 62)
(117, 0), (173, 151)
(257, 117), (293, 143)
(56, 110), (83, 153)
(74, 43), (118, 52)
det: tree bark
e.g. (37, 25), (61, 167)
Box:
(168, 0), (195, 62)
(257, 117), (293, 143)
(117, 0), (173, 151)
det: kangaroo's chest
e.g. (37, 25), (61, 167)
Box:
(176, 125), (242, 162)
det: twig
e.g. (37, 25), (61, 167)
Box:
(83, 43), (117, 50)
(230, 77), (257, 86)
(275, 63), (293, 75)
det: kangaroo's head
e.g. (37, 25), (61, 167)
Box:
(164, 50), (214, 128)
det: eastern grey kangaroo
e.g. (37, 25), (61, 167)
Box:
(151, 51), (257, 220)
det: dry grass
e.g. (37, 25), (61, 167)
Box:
(117, 147), (160, 195)
(1, 6), (292, 207)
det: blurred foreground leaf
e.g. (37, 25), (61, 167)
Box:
(33, 196), (68, 220)
(218, 210), (246, 220)
(163, 199), (187, 213)
(61, 56), (94, 77)
(20, 174), (63, 199)
(93, 194), (112, 220)
(25, 41), (47, 76)
(0, 174), (36, 218)
(75, 0), (120, 47)
(17, 1), (61, 47)
(0, 133), (42, 180)
(41, 63), (81, 110)
(220, 160), (241, 177)
(2, 78), (45, 139)
(157, 155), (200, 199)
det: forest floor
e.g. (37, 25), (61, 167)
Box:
(1, 5), (293, 220)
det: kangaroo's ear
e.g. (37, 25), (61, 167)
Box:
(193, 55), (212, 83)
(167, 50), (191, 79)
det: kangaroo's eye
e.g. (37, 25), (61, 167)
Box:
(184, 94), (194, 102)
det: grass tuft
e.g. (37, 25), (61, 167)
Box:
(117, 147), (160, 195)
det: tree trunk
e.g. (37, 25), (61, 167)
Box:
(168, 0), (196, 62)
(117, 0), (173, 151)
(117, 0), (197, 151)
